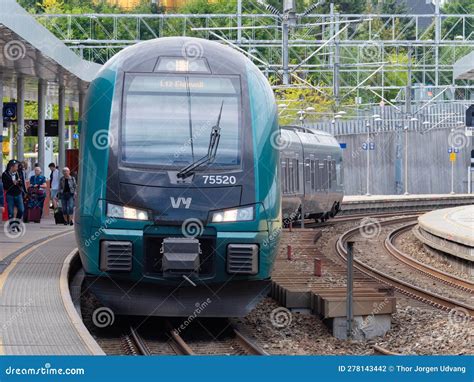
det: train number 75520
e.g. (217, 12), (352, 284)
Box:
(202, 175), (237, 185)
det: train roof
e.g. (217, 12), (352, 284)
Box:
(99, 37), (251, 77)
(281, 125), (334, 136)
(280, 125), (340, 149)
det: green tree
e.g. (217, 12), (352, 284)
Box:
(177, 0), (238, 14)
(442, 0), (474, 39)
(276, 87), (333, 125)
(38, 0), (65, 13)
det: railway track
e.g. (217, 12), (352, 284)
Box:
(123, 320), (268, 356)
(300, 209), (435, 229)
(372, 345), (402, 355)
(385, 223), (474, 293)
(335, 216), (474, 317)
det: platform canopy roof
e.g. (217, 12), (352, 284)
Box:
(0, 0), (102, 104)
(453, 50), (474, 81)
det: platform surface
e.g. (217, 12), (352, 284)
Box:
(418, 205), (474, 248)
(0, 219), (96, 355)
(0, 217), (71, 263)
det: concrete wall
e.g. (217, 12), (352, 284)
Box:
(339, 128), (473, 195)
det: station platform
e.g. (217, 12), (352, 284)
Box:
(0, 218), (103, 355)
(415, 205), (474, 263)
(341, 193), (474, 214)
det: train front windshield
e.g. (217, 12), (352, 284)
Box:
(121, 74), (242, 169)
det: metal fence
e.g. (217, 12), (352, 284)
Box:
(304, 101), (473, 195)
(308, 101), (470, 136)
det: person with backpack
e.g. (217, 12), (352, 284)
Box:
(57, 167), (77, 226)
(2, 159), (25, 220)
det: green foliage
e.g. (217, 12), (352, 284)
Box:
(276, 87), (333, 125)
(177, 0), (238, 14)
(442, 0), (474, 39)
(23, 0), (125, 14)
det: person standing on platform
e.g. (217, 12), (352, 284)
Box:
(17, 162), (29, 221)
(0, 181), (4, 216)
(2, 159), (25, 220)
(28, 166), (47, 221)
(49, 162), (60, 209)
(57, 167), (76, 226)
(17, 162), (28, 195)
(28, 162), (39, 180)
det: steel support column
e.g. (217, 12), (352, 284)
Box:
(38, 80), (47, 170)
(16, 77), (25, 161)
(68, 106), (74, 149)
(58, 85), (66, 170)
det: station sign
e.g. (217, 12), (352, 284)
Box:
(362, 142), (375, 150)
(339, 143), (347, 149)
(24, 119), (59, 137)
(450, 153), (456, 162)
(3, 102), (17, 122)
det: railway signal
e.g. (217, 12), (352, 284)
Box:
(448, 147), (458, 194)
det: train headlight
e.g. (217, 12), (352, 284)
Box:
(211, 206), (254, 223)
(107, 203), (149, 221)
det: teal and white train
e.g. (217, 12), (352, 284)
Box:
(75, 37), (343, 317)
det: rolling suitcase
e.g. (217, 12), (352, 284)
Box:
(27, 206), (42, 223)
(54, 206), (65, 225)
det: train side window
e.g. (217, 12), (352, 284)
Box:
(316, 160), (321, 191)
(323, 159), (328, 190)
(304, 159), (310, 184)
(281, 159), (287, 194)
(295, 159), (299, 193)
(332, 160), (337, 185)
(336, 160), (343, 186)
(328, 159), (332, 189)
(286, 158), (291, 193)
(287, 159), (294, 193)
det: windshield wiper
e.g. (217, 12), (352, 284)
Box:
(177, 101), (224, 179)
